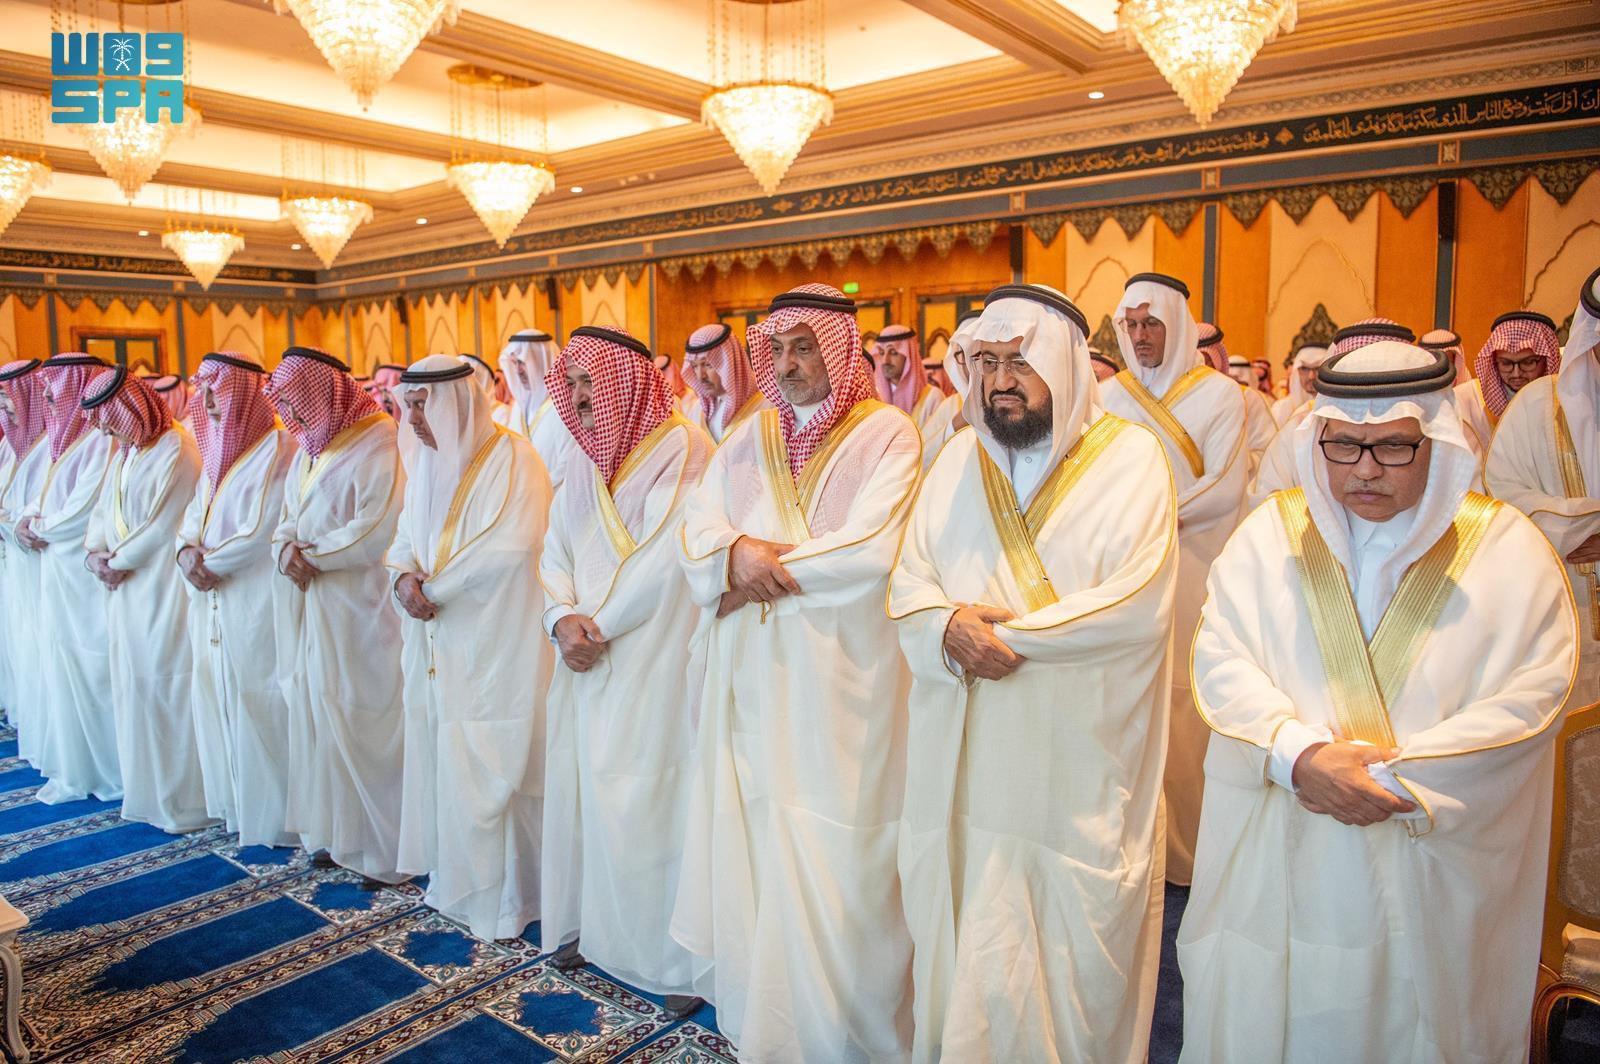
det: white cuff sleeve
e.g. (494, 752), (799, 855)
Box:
(1366, 760), (1430, 820)
(1268, 719), (1334, 792)
(542, 603), (577, 643)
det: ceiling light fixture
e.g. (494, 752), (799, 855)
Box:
(446, 64), (554, 248)
(0, 154), (50, 239)
(163, 225), (243, 289)
(1088, 90), (1106, 100)
(291, 242), (302, 249)
(416, 217), (427, 225)
(702, 0), (832, 195)
(1118, 0), (1296, 126)
(275, 0), (461, 109)
(280, 139), (373, 268)
(570, 185), (583, 193)
(138, 229), (150, 237)
(80, 103), (201, 202)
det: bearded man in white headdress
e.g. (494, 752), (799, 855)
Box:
(889, 283), (1177, 1063)
(1486, 267), (1600, 711)
(18, 354), (117, 803)
(497, 330), (577, 488)
(1251, 320), (1419, 508)
(1099, 272), (1246, 884)
(388, 355), (554, 941)
(82, 369), (209, 832)
(538, 326), (713, 1018)
(178, 352), (298, 847)
(1180, 340), (1577, 1063)
(681, 323), (769, 445)
(266, 346), (406, 884)
(672, 283), (921, 1063)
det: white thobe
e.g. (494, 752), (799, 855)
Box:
(1454, 377), (1496, 458)
(86, 428), (210, 831)
(919, 393), (964, 471)
(888, 421), (1178, 1063)
(1241, 385), (1276, 477)
(1179, 497), (1577, 1064)
(539, 418), (713, 992)
(273, 415), (406, 879)
(504, 397), (577, 491)
(1485, 373), (1600, 708)
(1099, 368), (1247, 883)
(1248, 402), (1311, 510)
(0, 439), (49, 764)
(389, 431), (554, 941)
(672, 402), (921, 1063)
(27, 432), (117, 803)
(686, 393), (770, 446)
(179, 429), (298, 847)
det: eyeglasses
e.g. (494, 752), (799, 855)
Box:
(976, 355), (1035, 377)
(1318, 437), (1425, 466)
(1494, 354), (1545, 374)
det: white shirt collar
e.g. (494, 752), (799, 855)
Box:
(790, 399), (824, 429)
(1346, 504), (1417, 551)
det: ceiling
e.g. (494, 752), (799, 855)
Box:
(0, 0), (1595, 275)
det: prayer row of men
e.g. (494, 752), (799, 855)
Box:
(0, 265), (1594, 1064)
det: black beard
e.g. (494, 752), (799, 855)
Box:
(983, 394), (1052, 450)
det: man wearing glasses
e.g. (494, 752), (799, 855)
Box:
(1456, 310), (1562, 451)
(1180, 339), (1577, 1062)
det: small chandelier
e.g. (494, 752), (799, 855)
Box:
(79, 103), (200, 202)
(163, 225), (243, 289)
(704, 0), (832, 194)
(277, 0), (461, 109)
(447, 64), (554, 248)
(281, 139), (372, 267)
(1119, 0), (1297, 127)
(0, 154), (50, 237)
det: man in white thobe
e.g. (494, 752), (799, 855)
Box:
(682, 323), (769, 445)
(0, 360), (50, 764)
(1199, 322), (1273, 475)
(889, 284), (1178, 1063)
(17, 354), (117, 803)
(537, 326), (713, 1018)
(1458, 310), (1562, 456)
(388, 355), (553, 941)
(672, 283), (920, 1063)
(82, 368), (210, 832)
(266, 346), (406, 884)
(1099, 272), (1246, 884)
(1251, 320), (1418, 507)
(1419, 328), (1469, 386)
(1179, 339), (1577, 1063)
(498, 331), (578, 489)
(1271, 343), (1329, 426)
(1486, 267), (1600, 710)
(177, 352), (298, 848)
(873, 325), (944, 430)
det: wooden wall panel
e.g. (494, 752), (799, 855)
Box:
(208, 305), (267, 366)
(1453, 180), (1529, 354)
(1215, 208), (1272, 373)
(1374, 189), (1439, 334)
(58, 297), (180, 372)
(1524, 170), (1600, 334)
(626, 270), (653, 341)
(1065, 217), (1155, 354)
(1265, 197), (1378, 367)
(1022, 228), (1066, 294)
(420, 295), (462, 356)
(262, 309), (290, 368)
(0, 296), (15, 363)
(1153, 215), (1207, 323)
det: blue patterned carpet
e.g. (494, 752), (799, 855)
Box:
(0, 724), (1190, 1062)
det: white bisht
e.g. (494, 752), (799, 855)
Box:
(0, 361), (51, 765)
(672, 284), (921, 1063)
(388, 355), (554, 941)
(179, 352), (298, 848)
(27, 355), (118, 804)
(498, 331), (578, 489)
(1100, 274), (1246, 884)
(1486, 266), (1600, 709)
(538, 326), (715, 992)
(888, 285), (1178, 1063)
(267, 347), (407, 880)
(1180, 341), (1577, 1064)
(83, 370), (210, 832)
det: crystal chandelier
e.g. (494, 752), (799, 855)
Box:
(447, 65), (555, 248)
(282, 195), (372, 268)
(1119, 0), (1297, 126)
(162, 225), (244, 289)
(278, 0), (461, 109)
(281, 139), (372, 267)
(0, 90), (51, 237)
(79, 104), (200, 202)
(0, 154), (50, 237)
(447, 161), (554, 248)
(704, 0), (832, 194)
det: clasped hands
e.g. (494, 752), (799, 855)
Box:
(942, 604), (1024, 681)
(85, 550), (130, 590)
(1291, 741), (1417, 826)
(280, 542), (322, 592)
(717, 536), (801, 618)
